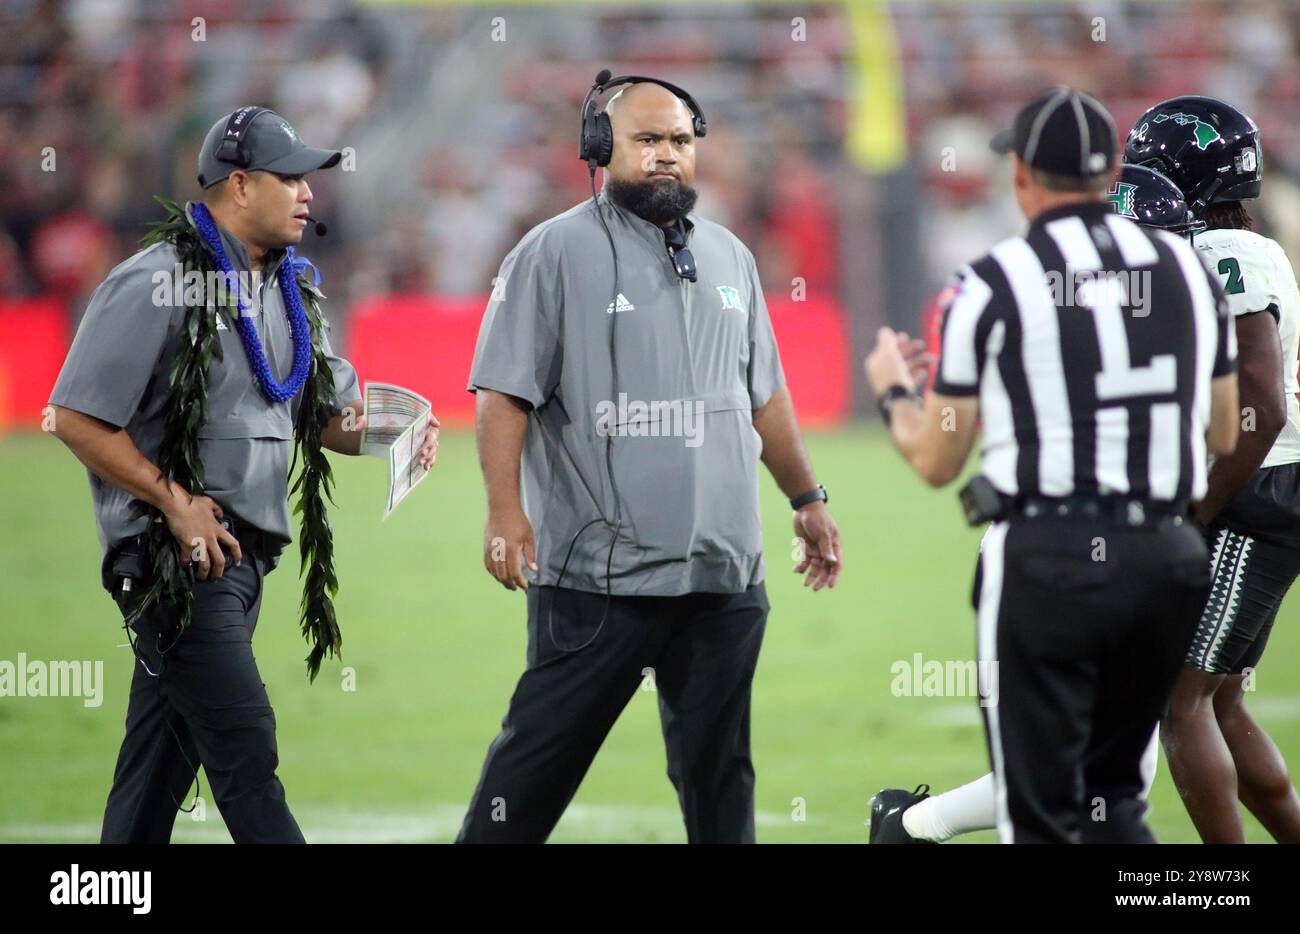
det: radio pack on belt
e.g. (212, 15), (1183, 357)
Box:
(959, 475), (1007, 527)
(102, 534), (153, 596)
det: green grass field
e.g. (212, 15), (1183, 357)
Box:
(2, 426), (1297, 843)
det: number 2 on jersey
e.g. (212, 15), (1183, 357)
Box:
(1217, 257), (1245, 295)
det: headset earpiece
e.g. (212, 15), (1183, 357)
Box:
(578, 71), (707, 169)
(591, 112), (615, 168)
(214, 105), (269, 168)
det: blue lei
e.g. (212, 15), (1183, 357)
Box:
(191, 201), (313, 403)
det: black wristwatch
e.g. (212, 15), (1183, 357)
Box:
(877, 383), (922, 426)
(789, 484), (828, 510)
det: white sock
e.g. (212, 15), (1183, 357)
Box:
(902, 773), (997, 842)
(1139, 725), (1159, 800)
(900, 730), (1158, 842)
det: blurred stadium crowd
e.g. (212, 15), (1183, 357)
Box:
(904, 0), (1300, 290)
(5, 0), (1300, 343)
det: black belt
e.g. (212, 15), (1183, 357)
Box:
(1012, 494), (1191, 527)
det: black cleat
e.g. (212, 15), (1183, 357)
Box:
(869, 784), (936, 844)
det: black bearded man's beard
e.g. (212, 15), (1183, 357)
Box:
(606, 176), (698, 226)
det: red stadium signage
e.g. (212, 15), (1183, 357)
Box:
(1, 292), (851, 434)
(0, 298), (68, 433)
(345, 292), (850, 428)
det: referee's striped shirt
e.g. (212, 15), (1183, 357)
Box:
(933, 201), (1236, 503)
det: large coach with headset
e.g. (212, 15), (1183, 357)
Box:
(459, 71), (841, 843)
(866, 87), (1240, 842)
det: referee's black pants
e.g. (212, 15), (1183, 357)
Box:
(975, 516), (1209, 843)
(101, 540), (304, 844)
(456, 583), (768, 843)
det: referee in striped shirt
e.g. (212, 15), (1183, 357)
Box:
(866, 87), (1241, 843)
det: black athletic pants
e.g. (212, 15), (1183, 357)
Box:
(457, 583), (768, 844)
(100, 535), (304, 844)
(974, 516), (1210, 843)
(1187, 463), (1300, 674)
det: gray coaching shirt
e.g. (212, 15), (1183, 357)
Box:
(468, 191), (786, 596)
(51, 203), (360, 577)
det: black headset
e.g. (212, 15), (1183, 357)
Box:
(578, 70), (707, 169)
(214, 105), (270, 167)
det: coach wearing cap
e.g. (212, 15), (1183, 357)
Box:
(457, 77), (842, 844)
(49, 108), (437, 843)
(866, 87), (1237, 843)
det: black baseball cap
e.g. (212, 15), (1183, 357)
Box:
(989, 87), (1118, 179)
(197, 107), (342, 189)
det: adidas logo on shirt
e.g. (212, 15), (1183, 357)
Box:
(605, 293), (635, 314)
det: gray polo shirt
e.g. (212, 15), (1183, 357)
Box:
(468, 191), (786, 596)
(50, 203), (360, 575)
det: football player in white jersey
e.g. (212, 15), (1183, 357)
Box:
(1124, 96), (1300, 844)
(868, 163), (1203, 844)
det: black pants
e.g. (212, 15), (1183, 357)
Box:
(975, 517), (1209, 843)
(457, 583), (768, 843)
(101, 545), (304, 844)
(1187, 464), (1300, 673)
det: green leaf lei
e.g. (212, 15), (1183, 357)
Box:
(129, 197), (342, 681)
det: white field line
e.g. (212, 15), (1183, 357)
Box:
(0, 803), (801, 843)
(915, 694), (1300, 728)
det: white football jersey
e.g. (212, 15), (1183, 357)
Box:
(1195, 228), (1300, 468)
